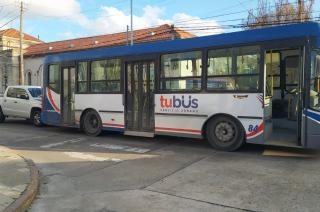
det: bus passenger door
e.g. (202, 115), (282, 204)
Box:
(125, 61), (155, 136)
(62, 66), (76, 126)
(264, 48), (304, 147)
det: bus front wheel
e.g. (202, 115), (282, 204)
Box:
(83, 110), (102, 136)
(206, 116), (244, 151)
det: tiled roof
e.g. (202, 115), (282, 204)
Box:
(0, 28), (43, 43)
(25, 24), (196, 57)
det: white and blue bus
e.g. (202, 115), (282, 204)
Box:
(41, 22), (320, 151)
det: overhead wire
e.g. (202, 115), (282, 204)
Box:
(173, 0), (312, 25)
(14, 0), (320, 53)
(0, 14), (20, 30)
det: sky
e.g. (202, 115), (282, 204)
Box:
(0, 0), (319, 42)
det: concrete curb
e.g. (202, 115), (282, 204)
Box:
(1, 148), (40, 212)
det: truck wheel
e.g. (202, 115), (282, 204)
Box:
(83, 110), (102, 136)
(0, 108), (5, 123)
(206, 116), (244, 151)
(31, 110), (43, 127)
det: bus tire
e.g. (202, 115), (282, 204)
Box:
(206, 115), (244, 151)
(83, 110), (102, 136)
(31, 109), (43, 127)
(0, 107), (5, 123)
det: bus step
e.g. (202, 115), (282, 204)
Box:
(124, 131), (154, 138)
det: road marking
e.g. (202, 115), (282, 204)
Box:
(63, 152), (122, 162)
(40, 138), (84, 149)
(90, 143), (150, 154)
(15, 135), (52, 142)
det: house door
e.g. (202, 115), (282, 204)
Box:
(125, 61), (155, 132)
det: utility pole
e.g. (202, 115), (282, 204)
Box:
(298, 0), (304, 22)
(130, 0), (133, 46)
(19, 1), (24, 85)
(126, 25), (129, 46)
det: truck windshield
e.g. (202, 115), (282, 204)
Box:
(28, 88), (42, 98)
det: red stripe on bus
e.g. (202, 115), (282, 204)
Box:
(47, 88), (60, 113)
(103, 123), (125, 128)
(155, 127), (202, 134)
(246, 123), (264, 138)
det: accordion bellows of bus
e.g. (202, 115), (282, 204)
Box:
(41, 22), (320, 151)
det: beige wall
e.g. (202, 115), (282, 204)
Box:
(24, 56), (44, 86)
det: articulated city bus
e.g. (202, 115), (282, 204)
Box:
(41, 22), (320, 151)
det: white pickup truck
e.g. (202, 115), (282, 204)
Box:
(0, 86), (42, 126)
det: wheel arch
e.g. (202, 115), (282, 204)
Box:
(30, 107), (41, 116)
(201, 113), (245, 138)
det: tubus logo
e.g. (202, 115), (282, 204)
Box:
(160, 95), (199, 109)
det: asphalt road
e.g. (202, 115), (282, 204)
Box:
(0, 119), (320, 212)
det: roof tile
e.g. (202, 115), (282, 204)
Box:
(0, 28), (43, 43)
(25, 24), (195, 57)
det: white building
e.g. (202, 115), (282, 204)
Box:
(0, 29), (43, 93)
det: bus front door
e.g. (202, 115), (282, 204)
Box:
(62, 66), (76, 126)
(125, 61), (155, 135)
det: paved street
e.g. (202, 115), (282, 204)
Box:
(0, 119), (320, 212)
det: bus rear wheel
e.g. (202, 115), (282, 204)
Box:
(206, 116), (244, 151)
(83, 110), (102, 136)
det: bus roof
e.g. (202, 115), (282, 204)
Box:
(44, 22), (320, 64)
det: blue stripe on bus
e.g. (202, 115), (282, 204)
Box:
(306, 110), (320, 123)
(103, 127), (125, 132)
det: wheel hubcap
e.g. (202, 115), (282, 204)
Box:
(34, 113), (40, 125)
(215, 122), (235, 143)
(87, 115), (99, 130)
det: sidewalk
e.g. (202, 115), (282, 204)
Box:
(0, 147), (39, 212)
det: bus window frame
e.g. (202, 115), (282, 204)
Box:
(265, 50), (282, 90)
(76, 61), (90, 94)
(159, 50), (203, 93)
(205, 45), (262, 93)
(309, 50), (320, 112)
(75, 57), (124, 95)
(47, 63), (61, 94)
(284, 55), (300, 91)
(90, 58), (122, 94)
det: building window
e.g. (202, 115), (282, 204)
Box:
(27, 72), (32, 85)
(90, 59), (121, 93)
(77, 62), (88, 93)
(48, 64), (60, 93)
(161, 51), (202, 91)
(207, 46), (260, 91)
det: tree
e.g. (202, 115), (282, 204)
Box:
(245, 0), (315, 29)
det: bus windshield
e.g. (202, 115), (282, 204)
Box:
(28, 88), (42, 98)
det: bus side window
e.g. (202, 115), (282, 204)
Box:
(48, 64), (60, 93)
(207, 46), (260, 91)
(77, 62), (88, 93)
(310, 53), (320, 111)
